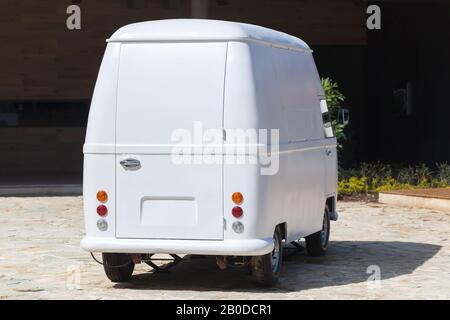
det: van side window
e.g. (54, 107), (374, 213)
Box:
(320, 100), (334, 138)
(322, 111), (331, 128)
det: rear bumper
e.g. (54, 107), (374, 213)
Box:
(80, 236), (274, 256)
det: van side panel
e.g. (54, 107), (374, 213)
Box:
(224, 42), (326, 242)
(84, 43), (120, 151)
(222, 42), (260, 240)
(305, 53), (326, 98)
(305, 53), (338, 199)
(83, 43), (120, 239)
(83, 154), (116, 238)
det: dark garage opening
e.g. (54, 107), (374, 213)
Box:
(0, 101), (88, 187)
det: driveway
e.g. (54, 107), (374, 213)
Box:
(0, 197), (449, 299)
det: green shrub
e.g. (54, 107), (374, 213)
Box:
(431, 179), (448, 188)
(338, 177), (368, 196)
(321, 77), (346, 151)
(436, 163), (450, 185)
(338, 162), (450, 196)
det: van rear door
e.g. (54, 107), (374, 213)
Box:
(115, 42), (226, 240)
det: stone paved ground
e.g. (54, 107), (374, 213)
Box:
(0, 197), (449, 299)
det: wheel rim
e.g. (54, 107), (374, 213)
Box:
(271, 232), (281, 272)
(321, 212), (329, 249)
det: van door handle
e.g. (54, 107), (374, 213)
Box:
(120, 158), (141, 170)
(326, 149), (332, 156)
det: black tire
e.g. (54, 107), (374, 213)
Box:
(102, 253), (135, 282)
(305, 206), (330, 257)
(251, 226), (283, 286)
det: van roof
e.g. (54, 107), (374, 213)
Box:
(107, 19), (311, 52)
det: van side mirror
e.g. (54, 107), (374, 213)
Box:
(338, 108), (350, 126)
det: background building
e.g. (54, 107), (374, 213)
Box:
(0, 0), (448, 188)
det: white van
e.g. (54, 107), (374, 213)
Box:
(81, 19), (338, 286)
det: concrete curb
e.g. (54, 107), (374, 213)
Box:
(0, 184), (82, 197)
(379, 192), (450, 212)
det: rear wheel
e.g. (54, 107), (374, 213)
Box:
(102, 253), (135, 282)
(251, 226), (283, 286)
(305, 206), (330, 256)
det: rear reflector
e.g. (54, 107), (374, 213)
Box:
(97, 219), (108, 231)
(232, 221), (244, 234)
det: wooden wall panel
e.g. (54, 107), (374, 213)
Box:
(0, 0), (366, 101)
(0, 128), (85, 181)
(210, 0), (366, 45)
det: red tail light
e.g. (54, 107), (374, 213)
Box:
(232, 206), (243, 218)
(97, 205), (108, 217)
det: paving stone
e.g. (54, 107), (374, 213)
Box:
(0, 197), (449, 299)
